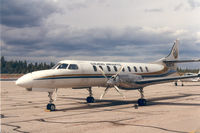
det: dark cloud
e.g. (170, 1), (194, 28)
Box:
(0, 0), (58, 27)
(1, 25), (185, 59)
(1, 0), (199, 67)
(1, 25), (200, 67)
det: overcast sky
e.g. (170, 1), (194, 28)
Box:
(1, 0), (200, 68)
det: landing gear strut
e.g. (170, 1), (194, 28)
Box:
(46, 90), (56, 111)
(86, 87), (95, 103)
(174, 81), (178, 86)
(137, 88), (147, 106)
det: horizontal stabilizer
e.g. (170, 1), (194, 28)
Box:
(164, 59), (200, 63)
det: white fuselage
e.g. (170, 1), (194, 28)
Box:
(16, 60), (175, 90)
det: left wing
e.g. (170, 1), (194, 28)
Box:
(135, 73), (200, 85)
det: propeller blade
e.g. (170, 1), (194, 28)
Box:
(100, 86), (110, 100)
(114, 85), (126, 99)
(98, 65), (125, 100)
(113, 65), (124, 78)
(53, 88), (58, 101)
(97, 66), (108, 80)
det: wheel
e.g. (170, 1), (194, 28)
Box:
(174, 82), (178, 86)
(138, 99), (147, 106)
(86, 96), (95, 103)
(47, 103), (56, 111)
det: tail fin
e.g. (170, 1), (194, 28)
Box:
(165, 39), (179, 61)
(154, 39), (199, 64)
(153, 39), (180, 72)
(163, 39), (199, 63)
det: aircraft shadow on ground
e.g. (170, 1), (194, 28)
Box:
(179, 84), (200, 86)
(56, 93), (200, 111)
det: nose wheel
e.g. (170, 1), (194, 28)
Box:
(47, 103), (56, 111)
(46, 90), (57, 111)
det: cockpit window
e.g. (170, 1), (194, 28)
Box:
(68, 64), (78, 70)
(57, 63), (68, 69)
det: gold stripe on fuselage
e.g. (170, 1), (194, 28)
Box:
(38, 65), (170, 79)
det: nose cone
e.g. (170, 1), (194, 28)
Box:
(16, 73), (33, 88)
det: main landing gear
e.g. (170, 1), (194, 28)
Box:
(46, 89), (57, 111)
(86, 87), (95, 103)
(137, 88), (147, 106)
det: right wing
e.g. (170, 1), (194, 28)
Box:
(135, 72), (200, 86)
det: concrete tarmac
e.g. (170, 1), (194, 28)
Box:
(1, 81), (200, 133)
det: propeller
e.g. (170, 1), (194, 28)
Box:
(97, 65), (126, 99)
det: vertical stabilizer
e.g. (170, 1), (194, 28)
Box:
(153, 39), (179, 75)
(165, 39), (179, 61)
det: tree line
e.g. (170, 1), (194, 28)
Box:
(1, 56), (55, 74)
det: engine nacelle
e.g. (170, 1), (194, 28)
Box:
(118, 74), (142, 82)
(116, 74), (143, 89)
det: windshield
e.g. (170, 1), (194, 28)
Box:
(57, 63), (68, 69)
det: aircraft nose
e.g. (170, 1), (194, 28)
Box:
(16, 73), (33, 88)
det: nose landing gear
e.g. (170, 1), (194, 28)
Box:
(46, 89), (57, 111)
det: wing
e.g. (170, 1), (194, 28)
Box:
(135, 73), (200, 86)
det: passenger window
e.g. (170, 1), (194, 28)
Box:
(127, 66), (131, 72)
(145, 66), (149, 72)
(107, 66), (111, 72)
(134, 66), (137, 72)
(113, 66), (118, 72)
(68, 64), (78, 70)
(99, 66), (103, 70)
(140, 67), (143, 72)
(57, 64), (68, 69)
(93, 66), (97, 72)
(122, 68), (125, 72)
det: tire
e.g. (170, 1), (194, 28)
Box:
(138, 99), (147, 106)
(86, 97), (94, 103)
(47, 103), (56, 111)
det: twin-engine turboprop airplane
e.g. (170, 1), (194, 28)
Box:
(16, 40), (200, 111)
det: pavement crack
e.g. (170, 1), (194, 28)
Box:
(1, 123), (29, 133)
